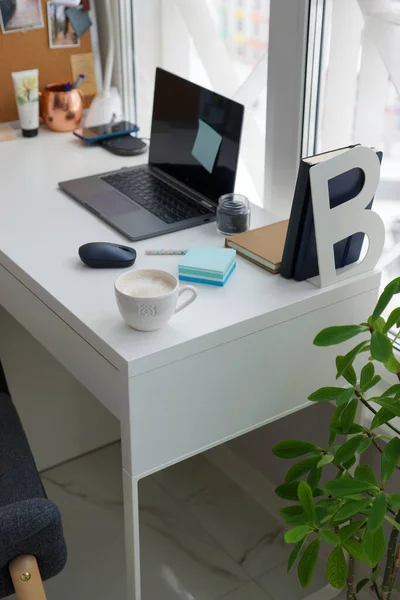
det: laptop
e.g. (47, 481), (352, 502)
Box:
(59, 68), (244, 241)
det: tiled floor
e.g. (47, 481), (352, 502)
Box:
(41, 443), (333, 600)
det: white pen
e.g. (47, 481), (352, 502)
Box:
(145, 249), (188, 255)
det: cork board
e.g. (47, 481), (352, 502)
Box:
(0, 0), (95, 122)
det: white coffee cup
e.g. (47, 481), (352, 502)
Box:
(114, 269), (197, 332)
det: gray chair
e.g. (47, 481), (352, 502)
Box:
(0, 361), (67, 600)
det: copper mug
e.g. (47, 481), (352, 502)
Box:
(40, 83), (83, 132)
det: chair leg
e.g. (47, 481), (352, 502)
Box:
(9, 555), (47, 600)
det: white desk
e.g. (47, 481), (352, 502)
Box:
(0, 130), (381, 600)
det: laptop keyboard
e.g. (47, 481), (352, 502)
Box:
(102, 169), (213, 224)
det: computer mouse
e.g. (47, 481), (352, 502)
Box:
(78, 242), (137, 268)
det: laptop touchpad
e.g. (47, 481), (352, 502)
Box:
(89, 192), (140, 218)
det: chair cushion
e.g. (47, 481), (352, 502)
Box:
(0, 498), (67, 598)
(0, 393), (45, 505)
(0, 390), (67, 597)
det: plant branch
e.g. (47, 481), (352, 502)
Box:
(382, 510), (400, 600)
(347, 555), (356, 600)
(390, 544), (400, 589)
(366, 431), (384, 455)
(392, 330), (400, 347)
(372, 581), (382, 600)
(355, 390), (400, 437)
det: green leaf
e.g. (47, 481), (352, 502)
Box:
(314, 325), (369, 347)
(286, 457), (321, 483)
(275, 482), (299, 501)
(371, 332), (392, 362)
(328, 428), (337, 447)
(358, 438), (372, 454)
(326, 545), (348, 589)
(372, 565), (380, 582)
(280, 506), (307, 526)
(338, 519), (367, 541)
(355, 465), (378, 488)
(319, 530), (341, 545)
(324, 476), (378, 497)
(373, 396), (400, 418)
(369, 316), (386, 332)
(17, 95), (26, 105)
(371, 407), (396, 430)
(383, 307), (400, 333)
(356, 578), (370, 593)
(343, 539), (365, 562)
(333, 435), (365, 465)
(387, 494), (400, 508)
(307, 466), (322, 491)
(340, 398), (358, 433)
(298, 481), (316, 526)
(329, 404), (348, 444)
(336, 342), (370, 379)
(363, 525), (386, 567)
(336, 356), (357, 386)
(308, 387), (353, 403)
(287, 538), (306, 573)
(284, 525), (311, 544)
(317, 454), (334, 468)
(333, 498), (372, 523)
(346, 424), (365, 434)
(342, 456), (357, 471)
(362, 375), (382, 394)
(381, 437), (400, 484)
(384, 353), (400, 375)
(298, 539), (320, 588)
(360, 363), (375, 392)
(384, 384), (400, 397)
(316, 498), (338, 509)
(279, 505), (307, 527)
(372, 278), (400, 321)
(384, 516), (400, 532)
(272, 440), (318, 459)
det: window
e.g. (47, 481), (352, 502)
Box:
(304, 0), (400, 293)
(125, 0), (271, 206)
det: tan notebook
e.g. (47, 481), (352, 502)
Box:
(225, 220), (289, 274)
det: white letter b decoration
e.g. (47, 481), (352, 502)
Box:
(309, 146), (385, 288)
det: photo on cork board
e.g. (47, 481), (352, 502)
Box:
(47, 2), (80, 49)
(0, 0), (44, 34)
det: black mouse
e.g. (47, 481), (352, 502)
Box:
(79, 242), (137, 268)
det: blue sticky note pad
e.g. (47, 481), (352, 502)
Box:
(179, 246), (236, 277)
(191, 120), (222, 174)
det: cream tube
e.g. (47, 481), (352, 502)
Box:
(11, 69), (39, 138)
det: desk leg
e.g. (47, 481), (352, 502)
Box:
(122, 469), (141, 600)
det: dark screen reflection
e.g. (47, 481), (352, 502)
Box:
(149, 68), (244, 202)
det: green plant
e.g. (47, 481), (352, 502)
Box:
(273, 277), (400, 600)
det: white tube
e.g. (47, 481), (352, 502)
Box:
(103, 0), (114, 96)
(11, 69), (39, 138)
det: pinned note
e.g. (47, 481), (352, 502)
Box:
(70, 52), (97, 97)
(192, 119), (222, 174)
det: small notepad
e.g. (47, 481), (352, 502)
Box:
(179, 246), (236, 286)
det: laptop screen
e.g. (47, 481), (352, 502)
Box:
(149, 68), (244, 204)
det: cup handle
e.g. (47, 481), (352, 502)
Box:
(174, 285), (197, 315)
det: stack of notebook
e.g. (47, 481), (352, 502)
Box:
(178, 246), (236, 286)
(225, 220), (289, 274)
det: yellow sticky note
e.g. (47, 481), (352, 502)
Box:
(70, 52), (97, 97)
